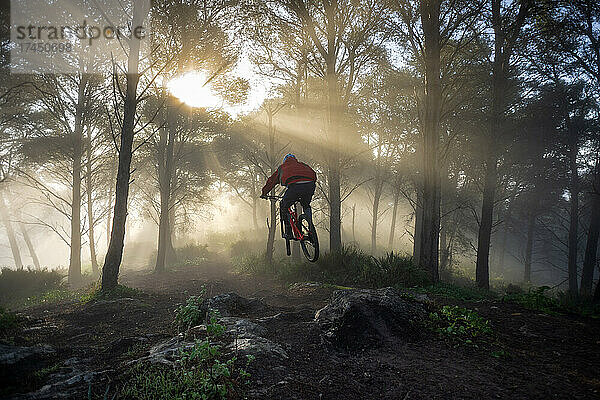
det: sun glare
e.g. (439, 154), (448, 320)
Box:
(167, 71), (223, 109)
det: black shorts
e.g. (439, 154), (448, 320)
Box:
(281, 182), (316, 212)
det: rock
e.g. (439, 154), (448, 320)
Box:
(201, 292), (269, 317)
(314, 287), (428, 348)
(133, 334), (195, 365)
(220, 317), (268, 339)
(0, 344), (56, 367)
(0, 344), (56, 382)
(228, 337), (289, 360)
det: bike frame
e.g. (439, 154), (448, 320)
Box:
(265, 195), (307, 241)
(286, 203), (306, 241)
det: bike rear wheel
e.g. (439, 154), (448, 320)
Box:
(299, 215), (319, 262)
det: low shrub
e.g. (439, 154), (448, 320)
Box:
(174, 243), (211, 266)
(174, 289), (207, 332)
(0, 267), (65, 306)
(229, 240), (264, 259)
(429, 305), (492, 344)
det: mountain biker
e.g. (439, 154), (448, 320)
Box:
(260, 154), (316, 239)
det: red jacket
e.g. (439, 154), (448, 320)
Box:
(262, 158), (316, 196)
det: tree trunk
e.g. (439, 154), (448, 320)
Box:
(371, 176), (383, 254)
(69, 74), (87, 285)
(327, 66), (342, 252)
(325, 2), (342, 252)
(266, 199), (277, 263)
(567, 124), (579, 295)
(0, 195), (23, 269)
(352, 203), (356, 242)
(155, 98), (176, 273)
(265, 112), (277, 264)
(101, 0), (147, 291)
(252, 178), (259, 231)
(580, 177), (600, 297)
(86, 125), (98, 275)
(388, 187), (400, 248)
(524, 211), (536, 284)
(413, 190), (423, 264)
(19, 222), (40, 269)
(476, 0), (505, 289)
(106, 176), (113, 248)
(498, 199), (513, 276)
(476, 154), (497, 289)
(418, 0), (442, 282)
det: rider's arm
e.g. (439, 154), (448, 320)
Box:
(261, 167), (280, 197)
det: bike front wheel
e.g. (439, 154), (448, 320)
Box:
(299, 215), (319, 262)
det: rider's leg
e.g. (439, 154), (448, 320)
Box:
(298, 182), (316, 224)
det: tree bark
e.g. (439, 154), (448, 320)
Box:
(524, 211), (536, 284)
(388, 187), (400, 248)
(69, 74), (87, 285)
(85, 124), (98, 275)
(418, 0), (442, 282)
(101, 0), (148, 291)
(19, 222), (40, 269)
(580, 176), (600, 297)
(0, 195), (23, 269)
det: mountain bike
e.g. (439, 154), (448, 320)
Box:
(262, 194), (319, 262)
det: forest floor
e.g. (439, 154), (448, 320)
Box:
(2, 262), (600, 400)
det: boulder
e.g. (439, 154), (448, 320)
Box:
(314, 287), (428, 348)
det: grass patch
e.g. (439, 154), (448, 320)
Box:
(502, 286), (600, 318)
(234, 245), (429, 289)
(121, 311), (252, 399)
(416, 282), (497, 302)
(24, 288), (79, 307)
(81, 284), (144, 303)
(429, 305), (492, 345)
(0, 306), (18, 333)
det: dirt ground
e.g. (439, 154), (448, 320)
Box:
(2, 263), (600, 399)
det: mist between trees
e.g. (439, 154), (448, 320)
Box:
(0, 0), (599, 300)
